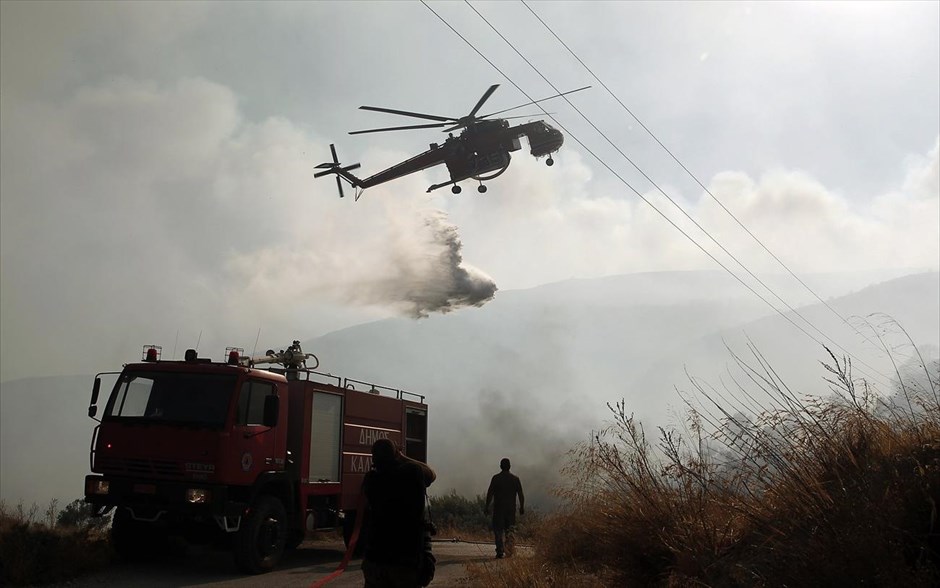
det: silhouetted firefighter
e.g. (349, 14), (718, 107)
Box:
(484, 457), (525, 559)
(362, 438), (437, 587)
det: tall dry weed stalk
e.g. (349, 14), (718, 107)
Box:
(543, 336), (939, 587)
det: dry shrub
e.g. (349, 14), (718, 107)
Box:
(462, 495), (611, 585)
(431, 491), (491, 541)
(466, 549), (607, 587)
(0, 501), (112, 585)
(430, 490), (544, 543)
(535, 339), (940, 587)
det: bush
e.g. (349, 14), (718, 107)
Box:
(430, 490), (542, 542)
(0, 499), (112, 585)
(471, 337), (940, 587)
(56, 498), (111, 530)
(430, 491), (489, 539)
(541, 346), (940, 587)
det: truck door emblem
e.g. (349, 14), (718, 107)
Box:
(241, 452), (253, 472)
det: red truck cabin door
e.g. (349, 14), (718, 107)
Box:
(229, 379), (281, 482)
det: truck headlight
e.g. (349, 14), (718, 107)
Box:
(186, 488), (211, 504)
(88, 479), (110, 495)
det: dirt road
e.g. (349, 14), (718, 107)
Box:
(67, 539), (502, 587)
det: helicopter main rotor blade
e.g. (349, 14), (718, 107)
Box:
(358, 105), (454, 123)
(467, 84), (500, 119)
(349, 122), (450, 135)
(481, 85), (591, 119)
(439, 113), (553, 133)
(498, 113), (556, 122)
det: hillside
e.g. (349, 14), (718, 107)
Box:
(1, 270), (936, 509)
(304, 270), (939, 502)
(634, 271), (940, 414)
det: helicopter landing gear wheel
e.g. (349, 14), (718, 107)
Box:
(478, 184), (487, 194)
(452, 185), (462, 194)
(546, 157), (554, 166)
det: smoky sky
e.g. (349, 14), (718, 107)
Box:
(436, 386), (594, 508)
(1, 1), (938, 383)
(2, 1), (938, 521)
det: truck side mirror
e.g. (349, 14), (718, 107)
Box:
(263, 395), (279, 428)
(88, 378), (101, 418)
(91, 377), (101, 406)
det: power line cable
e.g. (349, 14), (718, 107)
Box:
(420, 0), (895, 389)
(520, 0), (884, 353)
(465, 0), (892, 385)
(459, 0), (896, 387)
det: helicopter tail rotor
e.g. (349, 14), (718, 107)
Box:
(314, 144), (362, 198)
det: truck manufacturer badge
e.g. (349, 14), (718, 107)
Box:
(186, 462), (215, 480)
(241, 452), (253, 472)
(185, 462), (215, 473)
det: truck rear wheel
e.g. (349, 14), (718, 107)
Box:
(233, 495), (287, 574)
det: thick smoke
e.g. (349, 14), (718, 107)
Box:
(402, 211), (498, 318)
(434, 387), (594, 508)
(0, 71), (502, 380)
(342, 208), (497, 319)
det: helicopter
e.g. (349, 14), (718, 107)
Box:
(315, 84), (588, 199)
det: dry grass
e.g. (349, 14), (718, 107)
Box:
(0, 500), (112, 585)
(430, 490), (543, 544)
(465, 550), (608, 587)
(468, 337), (939, 587)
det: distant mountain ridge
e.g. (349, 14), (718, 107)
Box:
(2, 270), (936, 509)
(302, 270), (939, 502)
(634, 271), (940, 413)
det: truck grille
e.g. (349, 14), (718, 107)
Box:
(95, 456), (183, 478)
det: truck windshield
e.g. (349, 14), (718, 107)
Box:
(104, 371), (236, 428)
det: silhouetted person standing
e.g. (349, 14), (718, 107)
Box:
(362, 438), (436, 587)
(484, 457), (525, 559)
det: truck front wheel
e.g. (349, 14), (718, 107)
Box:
(234, 496), (287, 574)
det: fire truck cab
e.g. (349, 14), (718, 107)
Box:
(84, 343), (428, 573)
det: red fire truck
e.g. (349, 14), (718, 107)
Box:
(84, 341), (428, 573)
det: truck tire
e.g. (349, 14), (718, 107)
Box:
(233, 495), (287, 574)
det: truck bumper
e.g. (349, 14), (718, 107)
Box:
(84, 474), (248, 520)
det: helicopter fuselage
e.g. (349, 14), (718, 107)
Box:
(313, 84), (590, 200)
(351, 119), (564, 193)
(316, 83), (587, 198)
